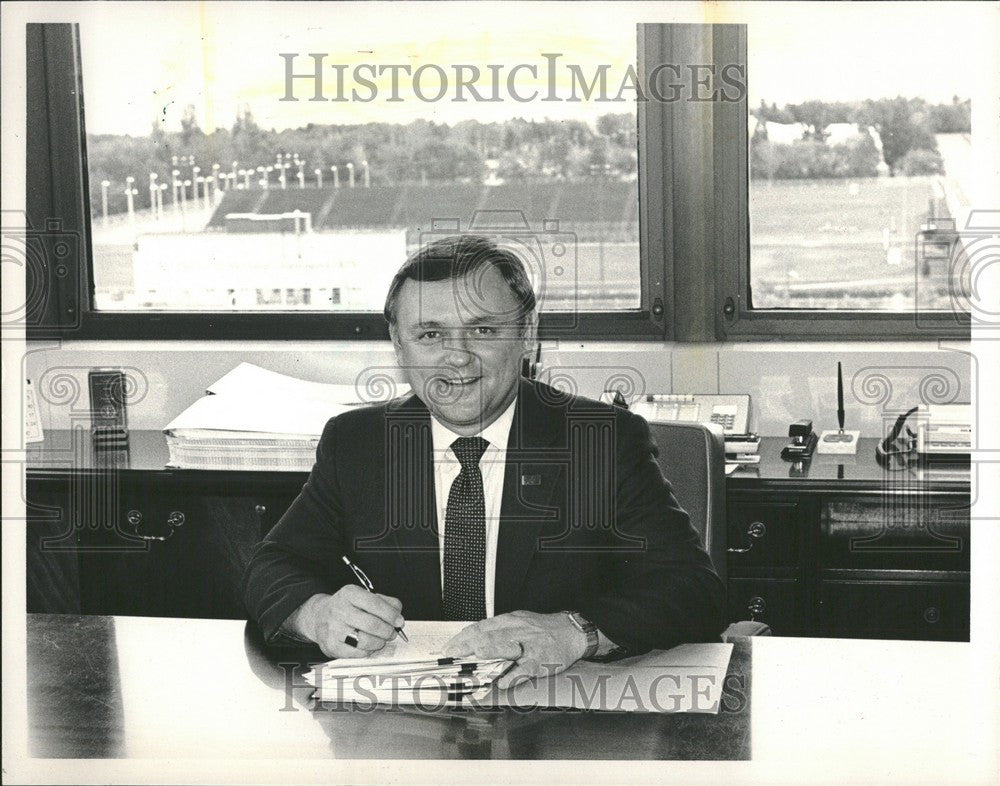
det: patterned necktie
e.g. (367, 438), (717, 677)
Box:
(442, 436), (489, 621)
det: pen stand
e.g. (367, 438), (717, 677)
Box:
(817, 429), (860, 454)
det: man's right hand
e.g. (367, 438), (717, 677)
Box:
(284, 587), (405, 658)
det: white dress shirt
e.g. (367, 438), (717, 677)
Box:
(429, 396), (518, 618)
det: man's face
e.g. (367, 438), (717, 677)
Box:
(390, 267), (535, 435)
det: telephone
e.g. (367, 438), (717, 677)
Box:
(876, 404), (972, 464)
(603, 392), (752, 436)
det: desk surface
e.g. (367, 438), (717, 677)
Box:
(21, 614), (994, 781)
(25, 614), (751, 760)
(27, 430), (969, 494)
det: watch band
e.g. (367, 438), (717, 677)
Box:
(563, 611), (599, 659)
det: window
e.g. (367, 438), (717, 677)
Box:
(747, 8), (975, 313)
(27, 9), (988, 342)
(27, 8), (669, 340)
(715, 4), (986, 339)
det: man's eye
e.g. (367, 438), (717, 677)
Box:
(418, 331), (440, 341)
(474, 326), (496, 336)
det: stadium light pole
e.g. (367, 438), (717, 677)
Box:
(347, 162), (354, 188)
(315, 168), (323, 188)
(148, 172), (158, 216)
(331, 165), (339, 188)
(212, 163), (221, 193)
(172, 170), (181, 212)
(297, 161), (305, 189)
(125, 178), (138, 240)
(125, 176), (135, 217)
(101, 180), (110, 228)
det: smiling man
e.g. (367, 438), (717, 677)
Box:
(242, 235), (725, 687)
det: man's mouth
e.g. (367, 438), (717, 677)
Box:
(440, 376), (481, 388)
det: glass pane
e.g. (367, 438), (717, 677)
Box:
(79, 6), (639, 313)
(747, 5), (985, 312)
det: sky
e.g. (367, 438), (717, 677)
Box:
(63, 1), (995, 136)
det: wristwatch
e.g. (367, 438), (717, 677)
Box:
(563, 611), (599, 660)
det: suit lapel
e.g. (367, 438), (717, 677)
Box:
(494, 380), (567, 614)
(379, 394), (443, 618)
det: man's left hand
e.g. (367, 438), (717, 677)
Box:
(442, 610), (588, 689)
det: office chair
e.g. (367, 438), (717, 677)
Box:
(647, 421), (771, 640)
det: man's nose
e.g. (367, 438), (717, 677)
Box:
(442, 334), (475, 367)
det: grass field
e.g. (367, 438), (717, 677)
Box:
(749, 176), (954, 309)
(92, 176), (956, 312)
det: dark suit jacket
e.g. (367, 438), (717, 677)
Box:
(242, 378), (726, 652)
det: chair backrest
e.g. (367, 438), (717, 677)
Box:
(647, 421), (727, 583)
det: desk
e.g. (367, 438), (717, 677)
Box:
(21, 614), (994, 784)
(26, 431), (970, 639)
(25, 614), (752, 760)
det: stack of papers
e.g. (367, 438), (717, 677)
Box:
(303, 621), (514, 706)
(162, 363), (409, 471)
(300, 621), (735, 714)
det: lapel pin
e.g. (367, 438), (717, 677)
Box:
(521, 474), (541, 486)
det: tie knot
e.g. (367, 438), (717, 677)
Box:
(451, 436), (489, 470)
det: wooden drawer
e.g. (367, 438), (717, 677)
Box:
(728, 578), (802, 636)
(75, 487), (295, 619)
(726, 499), (804, 568)
(821, 499), (969, 571)
(818, 580), (969, 641)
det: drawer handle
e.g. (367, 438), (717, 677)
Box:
(130, 509), (185, 541)
(727, 521), (767, 553)
(254, 504), (267, 516)
(747, 596), (766, 619)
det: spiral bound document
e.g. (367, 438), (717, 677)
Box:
(303, 621), (514, 705)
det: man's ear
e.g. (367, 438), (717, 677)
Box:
(520, 311), (539, 352)
(388, 323), (401, 351)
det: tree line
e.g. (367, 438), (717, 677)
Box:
(87, 95), (969, 215)
(87, 109), (638, 214)
(750, 95), (970, 178)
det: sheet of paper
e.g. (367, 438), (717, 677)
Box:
(163, 389), (352, 436)
(206, 362), (409, 405)
(309, 620), (476, 674)
(496, 642), (734, 714)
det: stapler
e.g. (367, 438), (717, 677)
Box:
(781, 419), (817, 461)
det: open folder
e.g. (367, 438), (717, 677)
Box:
(302, 621), (734, 713)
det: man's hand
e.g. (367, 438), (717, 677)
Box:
(285, 587), (405, 658)
(442, 610), (588, 689)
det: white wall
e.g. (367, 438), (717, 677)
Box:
(23, 340), (972, 438)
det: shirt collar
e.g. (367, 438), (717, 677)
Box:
(430, 393), (518, 456)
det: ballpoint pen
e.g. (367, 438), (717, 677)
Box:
(341, 555), (409, 642)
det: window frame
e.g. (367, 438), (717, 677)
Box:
(26, 22), (669, 342)
(26, 22), (971, 343)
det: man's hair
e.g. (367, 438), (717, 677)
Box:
(383, 235), (537, 326)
